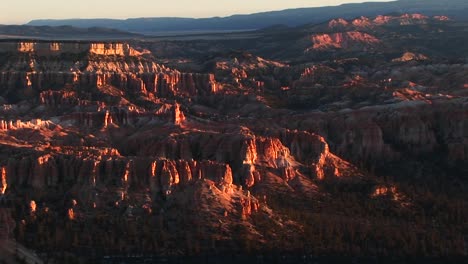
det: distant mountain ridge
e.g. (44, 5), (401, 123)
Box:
(0, 25), (140, 40)
(27, 0), (468, 34)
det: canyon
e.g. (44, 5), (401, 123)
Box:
(0, 12), (467, 262)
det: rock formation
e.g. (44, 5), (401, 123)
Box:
(0, 14), (467, 259)
(309, 31), (380, 51)
(0, 167), (6, 195)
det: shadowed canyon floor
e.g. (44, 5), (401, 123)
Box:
(0, 13), (467, 263)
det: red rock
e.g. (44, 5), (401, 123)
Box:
(309, 31), (380, 51)
(0, 167), (6, 195)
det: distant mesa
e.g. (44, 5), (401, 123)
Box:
(0, 24), (140, 41)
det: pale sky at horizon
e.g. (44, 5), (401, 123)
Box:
(2, 0), (394, 25)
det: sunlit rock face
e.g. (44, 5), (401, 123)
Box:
(328, 18), (350, 29)
(392, 52), (429, 62)
(89, 43), (141, 56)
(310, 32), (381, 50)
(0, 35), (364, 249)
(0, 167), (6, 195)
(0, 42), (143, 57)
(29, 200), (36, 214)
(0, 41), (219, 99)
(326, 13), (438, 30)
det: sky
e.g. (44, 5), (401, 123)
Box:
(2, 0), (393, 24)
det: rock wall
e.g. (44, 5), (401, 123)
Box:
(0, 42), (141, 57)
(0, 69), (219, 99)
(310, 31), (380, 50)
(2, 155), (233, 197)
(123, 128), (358, 187)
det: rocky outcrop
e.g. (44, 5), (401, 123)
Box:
(172, 103), (186, 125)
(123, 128), (359, 187)
(433, 15), (450, 21)
(0, 42), (142, 57)
(0, 41), (220, 103)
(309, 31), (380, 51)
(392, 52), (429, 62)
(39, 91), (84, 107)
(89, 43), (142, 56)
(0, 71), (219, 99)
(61, 102), (186, 128)
(2, 154), (235, 197)
(0, 167), (6, 195)
(292, 99), (468, 170)
(327, 13), (437, 30)
(0, 119), (55, 130)
(328, 18), (349, 29)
